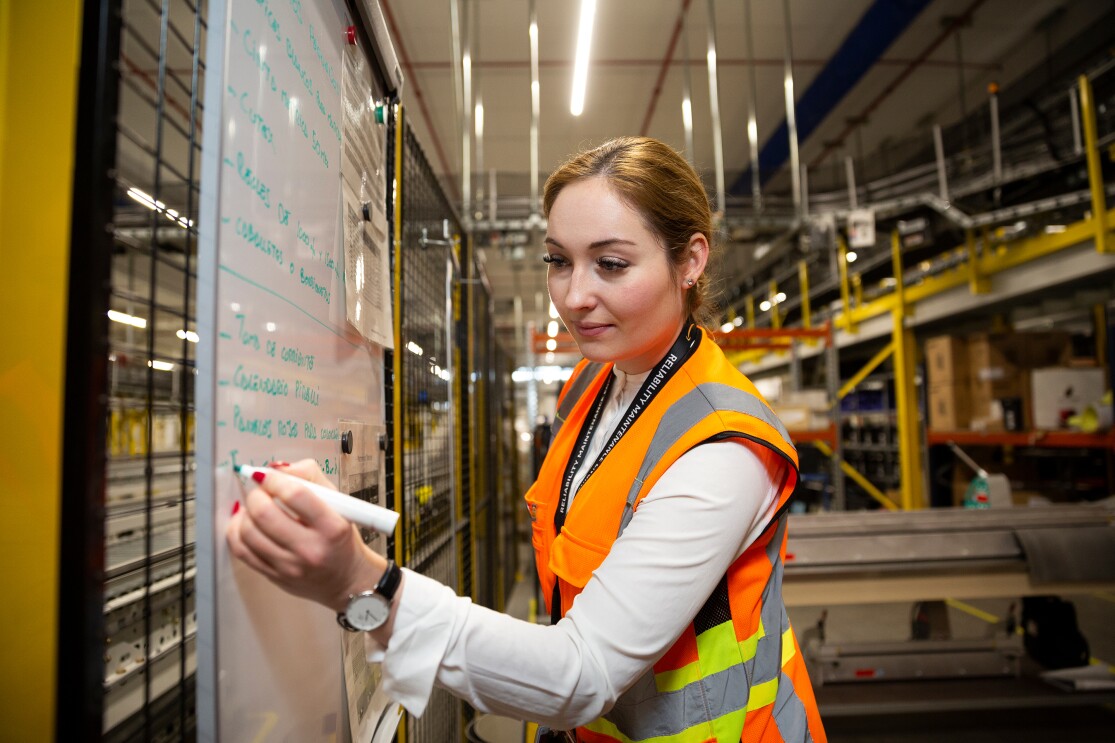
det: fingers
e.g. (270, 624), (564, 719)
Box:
(226, 507), (287, 582)
(254, 467), (349, 534)
(270, 458), (333, 488)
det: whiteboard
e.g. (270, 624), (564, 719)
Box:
(195, 0), (394, 740)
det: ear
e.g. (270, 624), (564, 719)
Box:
(684, 233), (710, 283)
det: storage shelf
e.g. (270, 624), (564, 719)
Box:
(927, 429), (1115, 450)
(789, 426), (837, 445)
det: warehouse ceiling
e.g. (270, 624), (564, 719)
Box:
(380, 0), (1112, 368)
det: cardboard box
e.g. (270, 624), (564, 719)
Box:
(925, 336), (969, 387)
(929, 383), (971, 431)
(966, 332), (1070, 430)
(967, 332), (1071, 387)
(1030, 367), (1107, 429)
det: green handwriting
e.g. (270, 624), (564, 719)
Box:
(233, 405), (273, 439)
(233, 364), (289, 396)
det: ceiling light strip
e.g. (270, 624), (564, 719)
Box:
(570, 0), (596, 116)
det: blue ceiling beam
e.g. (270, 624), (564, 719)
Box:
(730, 0), (933, 195)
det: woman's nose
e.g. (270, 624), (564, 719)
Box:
(563, 266), (596, 310)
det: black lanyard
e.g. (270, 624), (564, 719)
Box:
(554, 323), (701, 532)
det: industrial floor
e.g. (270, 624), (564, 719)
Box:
(472, 545), (1115, 742)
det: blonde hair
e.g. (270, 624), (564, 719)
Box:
(543, 136), (717, 327)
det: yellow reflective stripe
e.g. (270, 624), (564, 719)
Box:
(782, 627), (796, 665)
(653, 659), (700, 694)
(654, 620), (740, 693)
(709, 708), (746, 742)
(582, 715), (715, 743)
(696, 620), (745, 678)
(746, 676), (778, 712)
(744, 629), (796, 714)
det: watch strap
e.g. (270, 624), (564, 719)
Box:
(336, 560), (402, 632)
(374, 559), (402, 601)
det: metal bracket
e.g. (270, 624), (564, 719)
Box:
(419, 219), (454, 248)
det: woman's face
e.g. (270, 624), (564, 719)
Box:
(545, 177), (701, 375)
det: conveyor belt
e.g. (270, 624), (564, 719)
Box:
(783, 504), (1115, 606)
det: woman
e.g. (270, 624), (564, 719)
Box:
(228, 136), (826, 742)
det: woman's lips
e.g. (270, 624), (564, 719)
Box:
(574, 322), (611, 338)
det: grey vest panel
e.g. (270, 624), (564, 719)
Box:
(551, 361), (605, 438)
(617, 382), (796, 536)
(603, 661), (752, 740)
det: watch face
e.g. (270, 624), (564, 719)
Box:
(346, 593), (390, 631)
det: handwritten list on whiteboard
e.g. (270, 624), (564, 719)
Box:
(202, 0), (391, 740)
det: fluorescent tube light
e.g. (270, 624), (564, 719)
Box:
(407, 341), (424, 356)
(547, 320), (559, 337)
(108, 309), (147, 329)
(570, 0), (596, 116)
(176, 329), (200, 343)
(148, 360), (175, 371)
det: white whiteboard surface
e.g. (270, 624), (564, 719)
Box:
(196, 0), (390, 740)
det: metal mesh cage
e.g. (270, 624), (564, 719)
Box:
(101, 0), (206, 738)
(396, 120), (465, 742)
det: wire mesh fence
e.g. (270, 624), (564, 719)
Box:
(101, 0), (206, 738)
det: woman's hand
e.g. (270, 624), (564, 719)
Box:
(226, 459), (387, 613)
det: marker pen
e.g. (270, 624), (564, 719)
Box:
(233, 465), (399, 534)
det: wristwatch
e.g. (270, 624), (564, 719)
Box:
(337, 559), (402, 632)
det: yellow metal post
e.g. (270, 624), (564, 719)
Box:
(769, 279), (781, 329)
(890, 231), (924, 510)
(837, 237), (856, 333)
(1079, 74), (1109, 254)
(0, 1), (83, 737)
(798, 260), (812, 328)
(966, 229), (990, 294)
(390, 103), (409, 743)
(391, 105), (407, 569)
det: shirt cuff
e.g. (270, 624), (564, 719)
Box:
(363, 568), (467, 717)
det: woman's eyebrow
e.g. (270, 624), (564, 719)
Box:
(543, 236), (636, 250)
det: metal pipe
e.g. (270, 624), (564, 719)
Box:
(838, 237), (856, 333)
(1069, 85), (1083, 156)
(801, 165), (809, 218)
(933, 124), (949, 202)
(990, 90), (1001, 186)
(744, 0), (761, 214)
(489, 169), (497, 222)
(681, 12), (694, 162)
(782, 0), (801, 216)
(529, 0), (540, 218)
(705, 0), (726, 216)
(461, 0), (472, 220)
(845, 155), (857, 209)
(449, 0), (464, 154)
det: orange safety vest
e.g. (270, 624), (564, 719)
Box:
(526, 329), (826, 742)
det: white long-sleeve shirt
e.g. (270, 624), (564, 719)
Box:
(367, 368), (788, 728)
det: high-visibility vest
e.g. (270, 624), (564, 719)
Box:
(526, 332), (826, 742)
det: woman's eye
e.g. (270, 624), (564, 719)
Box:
(542, 254), (568, 268)
(597, 258), (628, 272)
